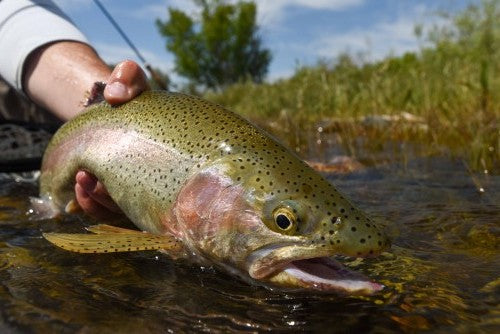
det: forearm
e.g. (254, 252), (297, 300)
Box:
(23, 41), (111, 121)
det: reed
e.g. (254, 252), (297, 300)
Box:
(205, 0), (499, 172)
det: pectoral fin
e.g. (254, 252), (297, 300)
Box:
(86, 224), (146, 235)
(43, 224), (182, 254)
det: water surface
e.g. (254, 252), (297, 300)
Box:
(0, 155), (498, 333)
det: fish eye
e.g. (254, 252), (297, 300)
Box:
(276, 214), (292, 230)
(272, 208), (297, 234)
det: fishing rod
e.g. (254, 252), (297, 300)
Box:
(92, 0), (168, 90)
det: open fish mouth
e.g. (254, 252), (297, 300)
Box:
(273, 257), (384, 294)
(247, 245), (384, 295)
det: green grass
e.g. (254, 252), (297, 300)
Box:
(204, 1), (499, 172)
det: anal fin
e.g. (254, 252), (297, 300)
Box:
(43, 224), (182, 254)
(64, 199), (81, 214)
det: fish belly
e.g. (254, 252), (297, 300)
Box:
(40, 124), (192, 234)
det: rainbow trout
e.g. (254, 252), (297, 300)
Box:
(39, 91), (390, 294)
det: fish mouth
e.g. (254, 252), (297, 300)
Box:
(247, 244), (384, 295)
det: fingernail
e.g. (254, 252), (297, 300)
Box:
(106, 81), (127, 97)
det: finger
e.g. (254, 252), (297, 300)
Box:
(104, 60), (149, 105)
(91, 181), (123, 213)
(75, 171), (122, 213)
(75, 183), (118, 219)
(75, 170), (97, 192)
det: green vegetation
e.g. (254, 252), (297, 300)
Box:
(205, 0), (499, 172)
(156, 0), (271, 91)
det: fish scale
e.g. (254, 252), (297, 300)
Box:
(39, 90), (390, 294)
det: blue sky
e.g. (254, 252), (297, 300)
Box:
(53, 0), (476, 84)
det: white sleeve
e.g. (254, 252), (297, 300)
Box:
(0, 0), (89, 91)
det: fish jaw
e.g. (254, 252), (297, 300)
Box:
(246, 244), (384, 295)
(269, 257), (384, 295)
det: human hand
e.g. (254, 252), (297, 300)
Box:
(75, 60), (149, 218)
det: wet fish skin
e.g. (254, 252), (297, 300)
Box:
(40, 91), (390, 294)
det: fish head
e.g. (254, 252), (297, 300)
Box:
(171, 152), (390, 295)
(245, 182), (391, 295)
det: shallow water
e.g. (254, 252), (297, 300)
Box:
(0, 155), (499, 333)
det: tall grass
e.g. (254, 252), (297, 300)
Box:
(205, 0), (499, 172)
